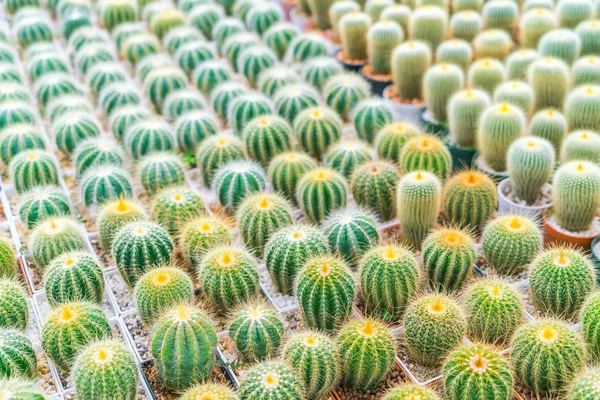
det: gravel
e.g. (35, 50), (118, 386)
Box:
(476, 255), (529, 285)
(35, 349), (58, 396)
(218, 335), (249, 381)
(123, 313), (152, 362)
(107, 271), (136, 314)
(335, 364), (406, 400)
(395, 331), (443, 385)
(257, 263), (298, 311)
(547, 214), (600, 237)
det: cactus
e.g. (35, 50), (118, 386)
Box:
(135, 54), (175, 83)
(213, 17), (246, 54)
(400, 135), (453, 180)
(213, 160), (266, 212)
(242, 115), (293, 167)
(511, 319), (585, 394)
(162, 89), (206, 122)
(529, 108), (567, 154)
(375, 122), (420, 164)
(73, 339), (138, 400)
(506, 49), (541, 81)
(565, 85), (600, 131)
(556, 0), (593, 29)
(42, 302), (112, 372)
(350, 161), (400, 221)
(223, 32), (261, 73)
(409, 6), (448, 52)
(581, 292), (600, 361)
(443, 170), (497, 230)
(404, 294), (466, 367)
(143, 66), (188, 113)
(162, 26), (203, 55)
(258, 66), (299, 99)
(44, 251), (104, 307)
(15, 16), (54, 48)
(447, 88), (491, 148)
(124, 118), (175, 159)
(390, 41), (432, 101)
(464, 278), (523, 344)
(9, 150), (59, 194)
(228, 301), (285, 362)
(506, 136), (555, 203)
(477, 102), (525, 172)
(181, 383), (237, 400)
(482, 215), (542, 275)
(149, 8), (186, 40)
(0, 101), (36, 131)
(263, 23), (300, 61)
(301, 56), (344, 91)
(352, 98), (393, 145)
(273, 83), (320, 125)
(180, 216), (233, 267)
(5, 0), (40, 14)
(473, 29), (513, 61)
(79, 165), (133, 207)
(0, 83), (30, 105)
(324, 140), (373, 179)
(538, 29), (581, 66)
(139, 152), (185, 196)
(151, 187), (207, 236)
(151, 305), (217, 390)
(0, 278), (28, 331)
(286, 33), (329, 64)
(443, 344), (513, 400)
(174, 41), (216, 76)
(572, 56), (600, 87)
(112, 221), (174, 287)
(27, 52), (68, 82)
(237, 192), (294, 258)
(0, 378), (45, 399)
(359, 244), (420, 320)
(267, 152), (317, 206)
(449, 10), (484, 42)
(297, 168), (348, 224)
(74, 137), (124, 179)
(552, 161), (600, 232)
(30, 217), (86, 269)
(561, 130), (600, 164)
(52, 112), (101, 156)
(493, 80), (534, 117)
(367, 20), (404, 76)
(467, 58), (506, 96)
(245, 2), (280, 36)
(192, 60), (232, 96)
(97, 197), (146, 251)
(98, 0), (137, 32)
(365, 0), (394, 21)
(74, 44), (116, 76)
(436, 40), (473, 73)
(112, 23), (143, 50)
(134, 266), (194, 324)
(296, 254), (355, 332)
(174, 110), (218, 153)
(481, 0), (518, 32)
(239, 361), (304, 400)
(48, 95), (94, 125)
(294, 107), (343, 159)
(323, 73), (371, 122)
(18, 185), (70, 230)
(520, 8), (557, 49)
(330, 1), (361, 41)
(397, 171), (442, 249)
(0, 239), (15, 278)
(307, 0), (335, 30)
(196, 134), (245, 186)
(190, 3), (224, 39)
(576, 20), (600, 56)
(383, 384), (440, 400)
(197, 245), (259, 309)
(570, 368), (600, 399)
(108, 105), (151, 142)
(528, 57), (571, 113)
(0, 329), (36, 380)
(379, 5), (411, 34)
(99, 82), (141, 117)
(227, 92), (273, 136)
(237, 46), (278, 89)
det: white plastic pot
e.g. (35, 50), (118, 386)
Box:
(382, 85), (425, 127)
(497, 178), (552, 221)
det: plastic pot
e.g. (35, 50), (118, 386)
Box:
(542, 208), (597, 250)
(360, 64), (392, 96)
(497, 178), (552, 221)
(591, 236), (600, 284)
(335, 48), (367, 73)
(472, 154), (509, 183)
(443, 136), (477, 171)
(382, 85), (425, 127)
(422, 109), (449, 137)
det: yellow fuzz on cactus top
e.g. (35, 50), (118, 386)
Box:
(175, 304), (189, 321)
(539, 327), (558, 344)
(258, 197), (271, 209)
(554, 250), (571, 267)
(461, 171), (483, 186)
(382, 246), (397, 260)
(469, 354), (490, 373)
(586, 86), (595, 95)
(201, 222), (212, 232)
(312, 169), (332, 181)
(498, 103), (510, 113)
(489, 285), (502, 298)
(264, 374), (278, 387)
(362, 320), (375, 336)
(305, 336), (316, 346)
(135, 226), (146, 235)
(220, 251), (233, 266)
(440, 230), (466, 247)
(172, 193), (183, 202)
(504, 216), (526, 232)
(95, 348), (112, 363)
(60, 305), (77, 322)
(116, 197), (129, 212)
(428, 299), (447, 314)
(217, 138), (228, 146)
(291, 231), (303, 240)
(320, 263), (331, 277)
(260, 118), (269, 126)
(154, 271), (171, 285)
(483, 59), (492, 68)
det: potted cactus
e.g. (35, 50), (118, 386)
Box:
(360, 20), (403, 95)
(336, 11), (371, 72)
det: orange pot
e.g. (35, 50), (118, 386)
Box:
(542, 208), (597, 250)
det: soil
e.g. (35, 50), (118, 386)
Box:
(475, 255), (530, 285)
(383, 85), (425, 105)
(502, 181), (552, 208)
(217, 335), (249, 382)
(336, 49), (368, 66)
(546, 214), (600, 238)
(361, 64), (392, 82)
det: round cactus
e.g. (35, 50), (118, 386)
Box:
(192, 60), (232, 96)
(443, 170), (497, 230)
(108, 105), (151, 142)
(18, 186), (70, 229)
(528, 57), (570, 112)
(404, 294), (466, 367)
(124, 118), (175, 159)
(267, 152), (317, 205)
(52, 112), (101, 156)
(565, 85), (600, 132)
(162, 26), (203, 55)
(447, 88), (492, 149)
(73, 339), (138, 400)
(350, 161), (399, 221)
(449, 10), (484, 42)
(0, 83), (30, 105)
(242, 115), (293, 167)
(464, 278), (523, 344)
(229, 301), (285, 362)
(556, 0), (593, 29)
(197, 245), (259, 309)
(352, 98), (393, 145)
(400, 135), (452, 180)
(0, 329), (36, 380)
(79, 165), (133, 207)
(561, 130), (600, 164)
(227, 92), (273, 136)
(143, 66), (189, 113)
(581, 292), (600, 361)
(74, 138), (125, 178)
(15, 16), (54, 49)
(506, 136), (555, 203)
(99, 82), (140, 117)
(237, 45), (278, 89)
(375, 122), (420, 165)
(323, 73), (371, 122)
(196, 134), (245, 186)
(139, 152), (185, 196)
(330, 1), (361, 41)
(162, 89), (206, 122)
(97, 197), (146, 251)
(213, 18), (247, 55)
(30, 217), (86, 269)
(273, 83), (320, 125)
(473, 29), (513, 61)
(383, 384), (440, 400)
(134, 266), (194, 324)
(570, 368), (600, 399)
(245, 2), (280, 36)
(9, 150), (59, 194)
(481, 0), (518, 31)
(435, 39), (473, 73)
(239, 361), (304, 400)
(359, 244), (420, 320)
(190, 3), (224, 38)
(297, 168), (348, 224)
(493, 80), (534, 118)
(294, 107), (343, 159)
(301, 56), (344, 92)
(44, 251), (104, 307)
(286, 33), (329, 64)
(467, 58), (506, 96)
(74, 44), (116, 76)
(47, 95), (94, 126)
(552, 161), (600, 232)
(112, 221), (174, 287)
(380, 5), (412, 35)
(149, 8), (186, 40)
(0, 278), (28, 331)
(0, 378), (45, 399)
(0, 239), (16, 278)
(482, 215), (542, 275)
(98, 0), (137, 32)
(572, 56), (600, 87)
(443, 344), (513, 400)
(42, 302), (112, 372)
(135, 54), (175, 83)
(0, 101), (36, 131)
(174, 110), (218, 153)
(26, 52), (68, 83)
(263, 23), (300, 61)
(151, 305), (217, 390)
(181, 383), (237, 400)
(174, 41), (216, 76)
(223, 32), (261, 73)
(520, 8), (557, 49)
(506, 49), (541, 81)
(258, 66), (299, 99)
(324, 140), (372, 179)
(180, 216), (232, 267)
(296, 254), (355, 332)
(511, 319), (586, 395)
(529, 108), (568, 154)
(409, 6), (448, 51)
(151, 187), (207, 236)
(212, 160), (266, 212)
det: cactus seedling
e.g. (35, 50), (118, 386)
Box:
(294, 107), (343, 159)
(267, 152), (317, 206)
(30, 216), (87, 269)
(0, 329), (37, 380)
(400, 135), (453, 181)
(97, 197), (146, 252)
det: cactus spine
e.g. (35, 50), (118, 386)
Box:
(400, 135), (453, 180)
(180, 216), (233, 268)
(351, 161), (400, 221)
(294, 107), (343, 159)
(391, 41), (432, 101)
(239, 361), (304, 400)
(267, 152), (317, 206)
(296, 168), (348, 224)
(151, 187), (207, 236)
(30, 217), (87, 269)
(506, 137), (555, 203)
(18, 186), (70, 229)
(0, 329), (37, 380)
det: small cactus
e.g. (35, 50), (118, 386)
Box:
(391, 41), (432, 101)
(380, 5), (412, 35)
(570, 368), (600, 400)
(481, 0), (518, 32)
(294, 107), (343, 159)
(350, 161), (400, 221)
(493, 80), (534, 117)
(34, 73), (81, 109)
(330, 1), (361, 41)
(400, 135), (453, 180)
(576, 20), (600, 56)
(519, 8), (558, 49)
(383, 384), (440, 400)
(443, 170), (497, 231)
(18, 186), (70, 230)
(227, 92), (273, 136)
(193, 61), (232, 97)
(222, 32), (261, 73)
(449, 10), (484, 42)
(0, 378), (45, 399)
(581, 292), (600, 361)
(181, 383), (237, 400)
(368, 20), (404, 76)
(409, 6), (448, 51)
(324, 140), (373, 179)
(352, 97), (393, 145)
(196, 134), (246, 186)
(143, 66), (189, 113)
(375, 122), (420, 165)
(162, 26), (203, 55)
(447, 88), (492, 148)
(505, 48), (541, 81)
(124, 118), (175, 160)
(273, 83), (320, 125)
(242, 115), (293, 167)
(286, 33), (329, 64)
(213, 160), (266, 212)
(561, 130), (600, 164)
(9, 150), (59, 194)
(30, 217), (86, 269)
(0, 124), (45, 166)
(98, 0), (138, 31)
(528, 57), (570, 112)
(79, 165), (133, 207)
(121, 33), (160, 65)
(529, 108), (567, 154)
(468, 59), (507, 98)
(258, 66), (299, 98)
(0, 329), (37, 380)
(162, 89), (206, 122)
(237, 45), (278, 88)
(506, 137), (555, 203)
(556, 0), (593, 28)
(97, 197), (147, 251)
(267, 152), (317, 205)
(323, 73), (371, 122)
(301, 56), (344, 92)
(180, 216), (233, 268)
(239, 361), (304, 400)
(245, 2), (281, 36)
(190, 3), (224, 39)
(149, 8), (186, 40)
(297, 168), (348, 224)
(473, 29), (513, 61)
(139, 152), (185, 196)
(436, 39), (473, 73)
(0, 101), (36, 131)
(0, 278), (28, 331)
(74, 138), (125, 178)
(151, 187), (207, 236)
(572, 56), (600, 87)
(263, 23), (299, 61)
(565, 85), (600, 132)
(174, 110), (218, 153)
(108, 105), (151, 142)
(175, 41), (217, 77)
(0, 239), (15, 278)
(99, 82), (140, 117)
(538, 29), (581, 66)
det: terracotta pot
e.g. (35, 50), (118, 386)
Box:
(382, 85), (425, 127)
(497, 178), (552, 221)
(542, 208), (597, 250)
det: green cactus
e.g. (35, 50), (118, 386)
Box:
(97, 197), (147, 251)
(506, 49), (542, 81)
(26, 52), (68, 82)
(73, 339), (138, 400)
(404, 294), (466, 366)
(227, 92), (273, 136)
(139, 152), (185, 196)
(467, 58), (506, 96)
(15, 15), (54, 49)
(111, 23), (143, 50)
(112, 221), (174, 287)
(0, 101), (36, 131)
(443, 170), (497, 230)
(538, 29), (582, 66)
(242, 115), (293, 167)
(273, 83), (320, 125)
(0, 378), (45, 399)
(180, 216), (233, 267)
(323, 73), (371, 122)
(47, 95), (94, 125)
(44, 251), (104, 307)
(307, 0), (335, 30)
(352, 98), (393, 145)
(52, 112), (101, 156)
(443, 344), (513, 400)
(570, 368), (600, 399)
(482, 215), (542, 275)
(581, 292), (600, 361)
(181, 383), (237, 400)
(162, 89), (206, 122)
(174, 41), (216, 76)
(223, 32), (261, 73)
(18, 185), (70, 230)
(0, 278), (28, 331)
(143, 66), (189, 113)
(245, 2), (281, 36)
(124, 118), (175, 159)
(9, 150), (59, 194)
(449, 10), (484, 42)
(239, 361), (304, 400)
(367, 20), (404, 76)
(108, 105), (151, 142)
(397, 171), (442, 249)
(229, 301), (285, 362)
(556, 0), (593, 29)
(519, 8), (557, 49)
(99, 82), (141, 117)
(197, 245), (259, 309)
(134, 266), (194, 324)
(151, 187), (207, 236)
(0, 83), (30, 105)
(561, 130), (600, 164)
(213, 19), (246, 54)
(257, 66), (299, 99)
(192, 60), (232, 96)
(375, 122), (420, 165)
(297, 168), (348, 224)
(267, 152), (317, 206)
(175, 110), (218, 153)
(324, 140), (373, 179)
(464, 278), (523, 344)
(0, 239), (15, 278)
(447, 88), (491, 148)
(511, 319), (586, 395)
(0, 329), (36, 380)
(149, 8), (186, 40)
(528, 57), (571, 112)
(162, 26), (203, 55)
(409, 6), (448, 51)
(5, 0), (40, 14)
(576, 20), (600, 56)
(196, 134), (245, 186)
(435, 40), (473, 73)
(301, 56), (344, 92)
(350, 161), (400, 221)
(365, 0), (394, 21)
(383, 384), (441, 400)
(294, 107), (343, 159)
(552, 160), (600, 232)
(237, 46), (278, 89)
(30, 217), (87, 269)
(330, 1), (361, 40)
(190, 3), (224, 39)
(79, 165), (133, 207)
(74, 138), (124, 179)
(98, 0), (138, 32)
(286, 33), (329, 64)
(391, 41), (432, 101)
(263, 23), (300, 61)
(74, 44), (116, 76)
(493, 80), (534, 118)
(473, 29), (513, 61)
(379, 5), (411, 35)
(572, 56), (600, 87)
(481, 0), (518, 32)
(151, 304), (217, 390)
(296, 254), (355, 332)
(565, 85), (600, 131)
(400, 135), (453, 180)
(135, 54), (175, 83)
(42, 302), (112, 372)
(506, 136), (555, 203)
(213, 160), (266, 212)
(529, 108), (568, 154)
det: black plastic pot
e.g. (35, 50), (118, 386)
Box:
(360, 65), (392, 96)
(422, 110), (449, 137)
(336, 48), (367, 73)
(443, 136), (477, 171)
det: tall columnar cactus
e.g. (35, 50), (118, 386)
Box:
(18, 186), (70, 229)
(383, 384), (441, 400)
(529, 108), (567, 154)
(581, 292), (600, 361)
(576, 20), (600, 56)
(267, 152), (317, 205)
(529, 246), (595, 319)
(422, 227), (476, 292)
(330, 0), (361, 40)
(473, 29), (513, 61)
(0, 278), (28, 331)
(195, 134), (245, 186)
(297, 168), (348, 224)
(213, 160), (266, 212)
(464, 278), (523, 344)
(139, 152), (185, 196)
(273, 83), (320, 125)
(359, 244), (420, 320)
(296, 254), (355, 333)
(520, 8), (557, 49)
(481, 0), (518, 32)
(79, 165), (133, 207)
(404, 294), (466, 367)
(180, 216), (233, 267)
(482, 215), (542, 275)
(237, 193), (293, 258)
(552, 161), (600, 232)
(44, 251), (104, 307)
(42, 302), (113, 372)
(227, 92), (273, 136)
(391, 41), (432, 101)
(556, 0), (593, 28)
(538, 29), (582, 66)
(511, 319), (585, 395)
(263, 23), (299, 61)
(477, 102), (525, 172)
(239, 361), (304, 400)
(528, 57), (570, 112)
(506, 48), (542, 81)
(301, 56), (344, 91)
(352, 98), (393, 145)
(375, 122), (420, 164)
(0, 239), (15, 278)
(506, 136), (555, 203)
(337, 319), (396, 389)
(423, 63), (464, 122)
(323, 73), (371, 122)
(74, 138), (125, 178)
(351, 161), (400, 221)
(399, 135), (453, 180)
(367, 20), (404, 76)
(124, 118), (175, 160)
(294, 107), (343, 159)
(0, 124), (45, 166)
(447, 88), (491, 148)
(242, 115), (293, 167)
(197, 245), (259, 309)
(443, 344), (513, 400)
(324, 140), (372, 179)
(151, 187), (207, 236)
(467, 59), (506, 98)
(134, 266), (194, 324)
(97, 197), (146, 251)
(565, 85), (600, 132)
(561, 130), (600, 164)
(282, 331), (339, 399)
(228, 301), (285, 362)
(409, 6), (448, 51)
(73, 339), (138, 400)
(307, 0), (336, 30)
(30, 217), (86, 269)
(0, 329), (37, 380)
(397, 171), (442, 249)
(9, 150), (59, 194)
(112, 221), (174, 287)
(151, 305), (217, 390)
(449, 10), (484, 42)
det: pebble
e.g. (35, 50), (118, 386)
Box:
(124, 313), (152, 362)
(548, 214), (600, 238)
